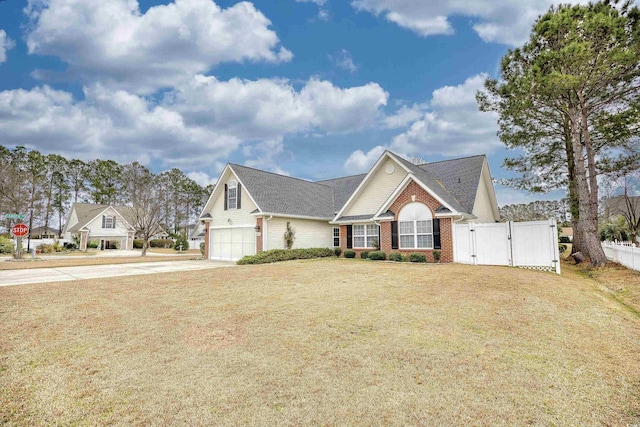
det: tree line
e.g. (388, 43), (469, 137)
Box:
(499, 199), (571, 223)
(0, 145), (214, 242)
(478, 0), (640, 266)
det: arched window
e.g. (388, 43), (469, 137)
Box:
(227, 181), (237, 209)
(398, 202), (433, 249)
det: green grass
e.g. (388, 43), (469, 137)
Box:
(1, 259), (639, 425)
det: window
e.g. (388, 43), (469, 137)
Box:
(398, 202), (433, 249)
(353, 223), (379, 248)
(333, 227), (340, 247)
(102, 215), (116, 229)
(227, 181), (237, 209)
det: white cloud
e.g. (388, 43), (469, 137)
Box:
(25, 0), (292, 93)
(390, 73), (500, 157)
(0, 76), (387, 170)
(350, 0), (590, 45)
(167, 75), (388, 138)
(295, 0), (329, 21)
(243, 139), (291, 176)
(0, 30), (15, 63)
(383, 103), (425, 129)
(344, 145), (387, 173)
(0, 84), (241, 168)
(187, 171), (218, 187)
(329, 49), (358, 73)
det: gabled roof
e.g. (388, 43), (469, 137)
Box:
(203, 151), (493, 222)
(230, 164), (336, 219)
(417, 155), (486, 213)
(390, 152), (468, 214)
(65, 203), (135, 233)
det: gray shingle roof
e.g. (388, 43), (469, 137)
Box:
(418, 155), (486, 213)
(230, 164), (335, 218)
(316, 173), (366, 212)
(392, 153), (468, 214)
(228, 152), (487, 220)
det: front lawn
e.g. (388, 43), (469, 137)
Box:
(1, 260), (638, 425)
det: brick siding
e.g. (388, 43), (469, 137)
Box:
(339, 180), (454, 263)
(256, 217), (263, 253)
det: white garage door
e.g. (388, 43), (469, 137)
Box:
(211, 227), (256, 261)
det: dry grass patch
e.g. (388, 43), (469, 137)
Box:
(1, 259), (639, 425)
(0, 255), (195, 270)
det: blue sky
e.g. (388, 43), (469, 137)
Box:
(0, 0), (585, 205)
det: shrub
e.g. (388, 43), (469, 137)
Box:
(409, 253), (426, 263)
(368, 251), (386, 260)
(200, 242), (205, 257)
(87, 240), (99, 249)
(559, 244), (568, 254)
(333, 247), (342, 257)
(133, 239), (144, 249)
(174, 235), (189, 251)
(433, 250), (441, 262)
(38, 243), (55, 253)
(150, 239), (173, 248)
(344, 250), (356, 258)
(388, 252), (406, 262)
(284, 221), (296, 250)
(0, 236), (14, 254)
(63, 242), (77, 250)
(559, 236), (571, 243)
(237, 247), (334, 265)
(360, 251), (369, 259)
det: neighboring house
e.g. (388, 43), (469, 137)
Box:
(604, 194), (640, 243)
(189, 222), (206, 240)
(62, 203), (136, 250)
(29, 226), (60, 239)
(199, 150), (500, 262)
(560, 227), (573, 242)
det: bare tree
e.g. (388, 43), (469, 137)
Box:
(605, 172), (640, 243)
(126, 169), (165, 257)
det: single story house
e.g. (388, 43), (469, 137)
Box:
(199, 150), (500, 262)
(62, 203), (136, 250)
(29, 226), (60, 239)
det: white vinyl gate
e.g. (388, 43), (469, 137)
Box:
(453, 219), (561, 274)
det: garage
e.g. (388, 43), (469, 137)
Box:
(210, 227), (256, 260)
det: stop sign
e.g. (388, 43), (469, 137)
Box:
(11, 223), (29, 238)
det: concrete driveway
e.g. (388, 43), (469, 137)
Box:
(0, 260), (235, 287)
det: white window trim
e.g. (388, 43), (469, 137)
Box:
(398, 202), (433, 249)
(333, 227), (340, 247)
(228, 181), (237, 210)
(353, 223), (379, 249)
(103, 215), (115, 229)
(399, 220), (433, 249)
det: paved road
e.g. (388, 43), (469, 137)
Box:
(0, 260), (236, 287)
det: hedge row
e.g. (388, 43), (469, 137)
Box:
(237, 248), (335, 265)
(343, 251), (438, 263)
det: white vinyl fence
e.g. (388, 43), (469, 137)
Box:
(453, 219), (561, 274)
(602, 241), (640, 272)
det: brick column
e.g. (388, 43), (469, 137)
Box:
(203, 222), (210, 259)
(256, 217), (263, 253)
(380, 221), (392, 253)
